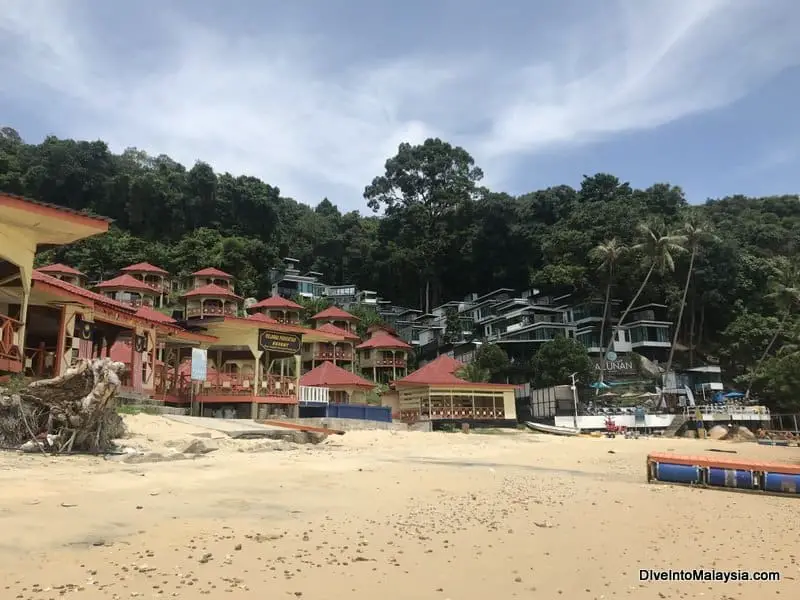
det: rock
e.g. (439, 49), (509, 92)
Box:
(19, 440), (43, 453)
(725, 426), (755, 441)
(708, 425), (729, 440)
(121, 451), (188, 464)
(182, 438), (219, 455)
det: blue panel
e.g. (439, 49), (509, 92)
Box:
(655, 463), (701, 484)
(708, 468), (754, 489)
(764, 472), (800, 494)
(326, 403), (392, 423)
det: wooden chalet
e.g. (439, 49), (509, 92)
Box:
(392, 355), (517, 423)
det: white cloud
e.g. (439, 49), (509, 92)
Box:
(1, 0), (799, 211)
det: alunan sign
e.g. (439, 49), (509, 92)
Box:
(592, 357), (637, 377)
(258, 329), (302, 354)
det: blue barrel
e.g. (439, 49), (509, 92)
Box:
(764, 472), (800, 494)
(707, 468), (754, 489)
(655, 463), (701, 484)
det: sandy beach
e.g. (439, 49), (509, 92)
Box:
(0, 416), (797, 599)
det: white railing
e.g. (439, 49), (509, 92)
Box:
(299, 385), (330, 404)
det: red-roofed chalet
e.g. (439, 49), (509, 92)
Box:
(300, 361), (375, 404)
(390, 355), (517, 423)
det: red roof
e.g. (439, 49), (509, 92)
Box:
(367, 324), (398, 336)
(36, 263), (85, 277)
(182, 283), (242, 300)
(247, 312), (279, 324)
(394, 355), (515, 388)
(135, 305), (176, 324)
(250, 295), (303, 310)
(312, 306), (360, 321)
(121, 262), (169, 275)
(356, 333), (411, 350)
(316, 322), (360, 341)
(192, 267), (232, 278)
(300, 362), (375, 389)
(95, 274), (157, 293)
(32, 270), (217, 343)
(32, 270), (134, 312)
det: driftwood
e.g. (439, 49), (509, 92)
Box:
(0, 358), (127, 453)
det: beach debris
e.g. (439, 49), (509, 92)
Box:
(0, 358), (127, 453)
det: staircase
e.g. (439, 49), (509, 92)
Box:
(663, 414), (689, 438)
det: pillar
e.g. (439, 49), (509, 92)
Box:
(17, 286), (30, 358)
(251, 349), (262, 420)
(351, 342), (356, 373)
(332, 342), (338, 366)
(54, 305), (67, 376)
(294, 353), (302, 417)
(391, 350), (397, 380)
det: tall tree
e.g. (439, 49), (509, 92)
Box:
(662, 219), (716, 388)
(603, 223), (686, 361)
(744, 257), (800, 400)
(588, 238), (628, 383)
(364, 138), (483, 312)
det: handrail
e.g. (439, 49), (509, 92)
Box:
(0, 313), (22, 362)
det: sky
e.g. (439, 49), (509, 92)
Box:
(1, 0), (800, 213)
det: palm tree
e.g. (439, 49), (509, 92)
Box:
(603, 223), (686, 363)
(662, 219), (717, 390)
(589, 238), (628, 384)
(744, 257), (800, 400)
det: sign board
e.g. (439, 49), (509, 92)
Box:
(258, 329), (302, 354)
(591, 356), (637, 377)
(191, 348), (208, 381)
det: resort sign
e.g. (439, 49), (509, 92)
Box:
(592, 356), (637, 377)
(258, 329), (302, 354)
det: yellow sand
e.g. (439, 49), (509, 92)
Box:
(0, 415), (797, 599)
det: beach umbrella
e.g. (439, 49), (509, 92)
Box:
(637, 392), (658, 398)
(724, 391), (745, 399)
(598, 391), (618, 398)
(621, 392), (639, 398)
(590, 381), (611, 389)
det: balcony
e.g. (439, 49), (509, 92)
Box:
(0, 313), (23, 373)
(375, 358), (407, 367)
(165, 372), (297, 399)
(186, 306), (238, 318)
(313, 350), (354, 361)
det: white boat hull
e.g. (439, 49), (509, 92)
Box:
(525, 422), (581, 436)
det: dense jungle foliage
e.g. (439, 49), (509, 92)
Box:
(1, 127), (798, 410)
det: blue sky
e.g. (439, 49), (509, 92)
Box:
(2, 0), (800, 212)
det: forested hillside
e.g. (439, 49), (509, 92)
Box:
(1, 127), (799, 409)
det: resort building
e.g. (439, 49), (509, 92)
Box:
(356, 326), (412, 383)
(35, 263), (87, 287)
(247, 294), (303, 324)
(391, 355), (517, 423)
(95, 273), (161, 309)
(1, 193), (111, 374)
(190, 267), (236, 291)
(299, 361), (375, 404)
(301, 305), (360, 371)
(120, 262), (171, 306)
(182, 282), (242, 319)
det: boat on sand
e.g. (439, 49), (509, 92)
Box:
(525, 422), (581, 436)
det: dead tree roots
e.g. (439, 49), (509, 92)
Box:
(0, 358), (127, 453)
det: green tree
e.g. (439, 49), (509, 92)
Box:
(364, 138), (483, 312)
(457, 362), (491, 383)
(530, 337), (591, 388)
(473, 343), (510, 382)
(744, 257), (800, 400)
(588, 238), (628, 383)
(603, 223), (686, 360)
(662, 218), (717, 385)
